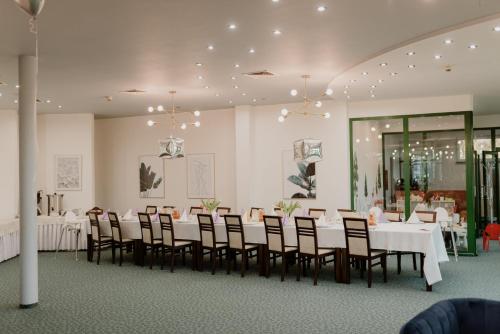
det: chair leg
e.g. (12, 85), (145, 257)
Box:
(302, 256), (307, 277)
(272, 254), (276, 268)
(397, 252), (401, 274)
(111, 242), (116, 264)
(345, 256), (351, 284)
(281, 252), (286, 282)
(413, 253), (417, 271)
(368, 259), (372, 288)
(161, 246), (165, 270)
(360, 260), (364, 279)
(119, 246), (123, 266)
(150, 247), (154, 269)
(211, 250), (216, 275)
(227, 249), (232, 275)
(219, 249), (223, 267)
(420, 253), (424, 278)
(313, 257), (319, 286)
(296, 255), (301, 281)
(182, 248), (186, 265)
(170, 248), (175, 273)
(382, 255), (387, 283)
(97, 244), (101, 265)
(241, 252), (247, 278)
(266, 252), (271, 278)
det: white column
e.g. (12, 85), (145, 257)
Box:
(18, 55), (38, 308)
(234, 105), (253, 211)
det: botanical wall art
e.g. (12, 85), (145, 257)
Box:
(55, 155), (82, 191)
(187, 154), (215, 199)
(139, 155), (164, 198)
(282, 150), (317, 199)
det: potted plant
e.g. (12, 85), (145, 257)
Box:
(201, 199), (221, 213)
(275, 200), (301, 224)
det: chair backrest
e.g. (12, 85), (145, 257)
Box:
(416, 211), (437, 223)
(343, 217), (370, 257)
(87, 207), (104, 216)
(274, 207), (284, 217)
(159, 213), (175, 247)
(88, 211), (101, 241)
(216, 207), (231, 216)
(383, 210), (402, 222)
(160, 206), (175, 214)
(146, 206), (157, 215)
(224, 215), (245, 250)
(308, 208), (326, 219)
(108, 212), (122, 242)
(295, 216), (318, 256)
(338, 209), (363, 219)
(197, 214), (216, 248)
(138, 212), (154, 244)
(263, 215), (285, 253)
(190, 206), (203, 215)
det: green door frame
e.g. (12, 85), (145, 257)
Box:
(349, 111), (476, 256)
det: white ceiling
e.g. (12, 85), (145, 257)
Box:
(1, 0), (500, 117)
(328, 15), (500, 114)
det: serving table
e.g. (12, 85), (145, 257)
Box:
(86, 217), (448, 290)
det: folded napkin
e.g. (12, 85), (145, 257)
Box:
(180, 209), (188, 221)
(369, 207), (388, 224)
(407, 211), (421, 224)
(251, 210), (259, 222)
(64, 210), (77, 222)
(123, 209), (133, 221)
(242, 212), (249, 224)
(317, 214), (326, 225)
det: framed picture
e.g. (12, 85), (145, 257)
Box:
(282, 150), (316, 199)
(139, 155), (165, 198)
(55, 155), (82, 191)
(187, 154), (215, 199)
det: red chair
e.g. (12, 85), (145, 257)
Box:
(483, 224), (500, 251)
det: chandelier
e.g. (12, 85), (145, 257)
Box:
(147, 91), (201, 159)
(278, 75), (333, 122)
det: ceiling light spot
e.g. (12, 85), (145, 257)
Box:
(370, 127), (376, 132)
(370, 85), (376, 88)
(46, 99), (51, 103)
(390, 72), (398, 76)
(408, 64), (416, 69)
(324, 112), (331, 119)
(290, 89), (298, 96)
(406, 51), (415, 56)
(249, 48), (256, 54)
(233, 85), (239, 89)
(197, 75), (203, 80)
(157, 105), (164, 112)
(315, 101), (322, 108)
(147, 120), (155, 127)
(147, 106), (154, 113)
(58, 105), (62, 109)
(215, 93), (220, 97)
(362, 72), (368, 76)
(234, 64), (240, 68)
(231, 76), (236, 80)
(379, 62), (388, 67)
(194, 121), (201, 128)
(385, 124), (391, 129)
(278, 115), (285, 123)
(378, 79), (384, 83)
(281, 108), (289, 116)
(494, 26), (500, 32)
(273, 29), (282, 36)
(195, 62), (203, 67)
(468, 44), (478, 49)
(194, 110), (201, 117)
(229, 100), (233, 104)
(317, 5), (327, 12)
(180, 123), (187, 130)
(444, 39), (453, 45)
(434, 54), (442, 60)
(343, 90), (348, 94)
(371, 94), (376, 98)
(325, 88), (333, 96)
(14, 99), (18, 104)
(350, 79), (357, 83)
(241, 92), (247, 96)
(207, 45), (215, 51)
(204, 85), (209, 89)
(228, 23), (237, 30)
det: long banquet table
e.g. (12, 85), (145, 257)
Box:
(87, 216), (448, 289)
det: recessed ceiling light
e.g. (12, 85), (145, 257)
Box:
(379, 62), (388, 67)
(195, 62), (203, 67)
(325, 88), (333, 96)
(58, 105), (63, 109)
(194, 121), (201, 128)
(273, 29), (282, 36)
(408, 64), (416, 69)
(231, 76), (236, 80)
(350, 79), (357, 83)
(444, 39), (453, 45)
(346, 95), (351, 99)
(434, 55), (442, 60)
(228, 23), (237, 30)
(197, 75), (203, 80)
(390, 72), (398, 76)
(15, 84), (20, 88)
(194, 110), (201, 117)
(46, 99), (51, 103)
(468, 44), (478, 49)
(249, 48), (256, 54)
(315, 101), (322, 108)
(290, 89), (298, 96)
(494, 26), (500, 32)
(180, 123), (187, 130)
(157, 105), (164, 112)
(147, 120), (155, 127)
(204, 85), (209, 89)
(385, 124), (391, 129)
(229, 100), (233, 104)
(344, 85), (350, 89)
(234, 64), (240, 68)
(371, 127), (376, 132)
(215, 93), (220, 97)
(317, 5), (327, 12)
(14, 99), (18, 103)
(371, 94), (376, 98)
(406, 51), (415, 56)
(272, 0), (280, 3)
(233, 85), (239, 89)
(378, 79), (384, 83)
(343, 90), (348, 94)
(242, 92), (247, 96)
(207, 45), (215, 51)
(147, 106), (154, 113)
(370, 85), (376, 88)
(362, 72), (368, 76)
(252, 98), (257, 102)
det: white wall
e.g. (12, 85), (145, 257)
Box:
(0, 110), (19, 219)
(95, 109), (236, 214)
(37, 114), (95, 212)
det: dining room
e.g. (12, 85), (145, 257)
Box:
(2, 1), (500, 333)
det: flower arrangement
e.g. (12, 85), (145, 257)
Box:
(275, 200), (301, 216)
(201, 199), (221, 213)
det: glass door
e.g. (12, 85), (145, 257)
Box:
(481, 151), (499, 225)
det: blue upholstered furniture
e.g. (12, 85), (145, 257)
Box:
(400, 298), (500, 334)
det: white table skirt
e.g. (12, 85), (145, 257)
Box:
(88, 217), (448, 285)
(0, 229), (20, 263)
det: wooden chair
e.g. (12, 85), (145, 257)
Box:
(87, 207), (104, 215)
(415, 211), (437, 278)
(216, 207), (231, 216)
(263, 215), (298, 281)
(308, 208), (326, 219)
(138, 212), (162, 269)
(249, 207), (263, 220)
(146, 206), (158, 215)
(108, 212), (134, 266)
(190, 206), (203, 215)
(295, 216), (336, 285)
(197, 214), (228, 274)
(159, 213), (193, 272)
(337, 209), (363, 219)
(382, 210), (415, 274)
(342, 217), (388, 288)
(224, 215), (259, 277)
(88, 212), (112, 265)
(160, 206), (175, 214)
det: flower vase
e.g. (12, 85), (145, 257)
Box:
(283, 214), (289, 225)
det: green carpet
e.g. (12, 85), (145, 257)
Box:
(0, 242), (499, 334)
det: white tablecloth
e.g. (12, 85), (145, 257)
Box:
(0, 219), (20, 263)
(89, 218), (448, 285)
